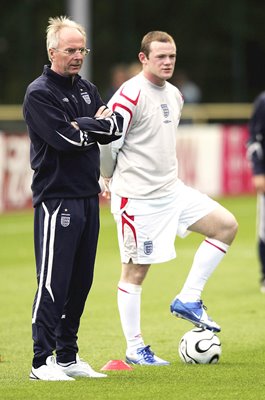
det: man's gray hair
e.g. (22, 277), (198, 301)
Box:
(46, 16), (86, 60)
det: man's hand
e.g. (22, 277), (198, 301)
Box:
(94, 105), (113, 119)
(101, 177), (111, 200)
(252, 174), (265, 193)
(71, 121), (79, 130)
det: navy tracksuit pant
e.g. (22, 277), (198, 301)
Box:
(258, 193), (265, 281)
(32, 197), (99, 368)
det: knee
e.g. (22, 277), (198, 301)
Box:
(224, 213), (238, 244)
(121, 263), (150, 285)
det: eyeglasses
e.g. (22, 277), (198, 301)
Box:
(53, 47), (90, 56)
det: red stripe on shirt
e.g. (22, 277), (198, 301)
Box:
(119, 87), (141, 105)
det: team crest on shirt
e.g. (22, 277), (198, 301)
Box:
(144, 240), (153, 255)
(161, 103), (172, 123)
(161, 103), (169, 118)
(61, 213), (70, 227)
(81, 91), (91, 104)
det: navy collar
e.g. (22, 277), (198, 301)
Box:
(43, 65), (81, 89)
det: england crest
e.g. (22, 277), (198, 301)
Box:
(81, 92), (91, 104)
(61, 213), (70, 227)
(161, 103), (169, 118)
(144, 240), (153, 255)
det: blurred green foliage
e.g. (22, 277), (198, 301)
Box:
(1, 0), (265, 104)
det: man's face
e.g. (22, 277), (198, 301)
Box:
(49, 27), (86, 77)
(139, 41), (176, 86)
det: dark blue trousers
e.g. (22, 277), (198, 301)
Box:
(32, 197), (99, 368)
(258, 194), (265, 280)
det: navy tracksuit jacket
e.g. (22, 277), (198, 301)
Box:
(23, 65), (123, 367)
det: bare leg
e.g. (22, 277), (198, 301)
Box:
(117, 262), (169, 365)
(170, 205), (238, 332)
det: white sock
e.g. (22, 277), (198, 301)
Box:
(177, 238), (229, 302)
(117, 281), (145, 353)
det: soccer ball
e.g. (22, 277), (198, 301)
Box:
(178, 327), (221, 364)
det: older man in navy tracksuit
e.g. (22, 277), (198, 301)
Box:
(23, 16), (123, 381)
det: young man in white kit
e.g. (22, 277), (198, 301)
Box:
(100, 31), (238, 366)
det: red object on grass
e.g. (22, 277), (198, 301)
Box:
(100, 360), (133, 371)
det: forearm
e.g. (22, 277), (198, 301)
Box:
(99, 143), (117, 178)
(75, 111), (123, 145)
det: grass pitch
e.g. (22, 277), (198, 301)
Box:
(0, 195), (264, 399)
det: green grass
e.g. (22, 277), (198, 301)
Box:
(0, 195), (264, 399)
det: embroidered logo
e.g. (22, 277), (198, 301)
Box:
(61, 213), (70, 227)
(161, 103), (171, 123)
(144, 240), (153, 255)
(81, 91), (91, 104)
(161, 103), (169, 118)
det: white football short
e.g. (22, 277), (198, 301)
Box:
(111, 180), (218, 264)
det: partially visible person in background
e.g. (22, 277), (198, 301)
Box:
(127, 61), (142, 79)
(171, 70), (202, 124)
(172, 70), (202, 104)
(23, 16), (123, 381)
(105, 62), (142, 102)
(248, 91), (265, 293)
(105, 63), (129, 102)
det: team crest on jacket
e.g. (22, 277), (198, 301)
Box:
(81, 91), (91, 104)
(144, 240), (153, 255)
(61, 213), (70, 227)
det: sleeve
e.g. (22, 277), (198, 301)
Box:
(23, 87), (123, 151)
(99, 82), (141, 178)
(247, 94), (265, 175)
(75, 111), (123, 145)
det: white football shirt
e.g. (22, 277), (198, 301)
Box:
(100, 72), (184, 199)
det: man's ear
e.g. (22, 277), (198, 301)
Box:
(138, 52), (147, 64)
(49, 48), (55, 62)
